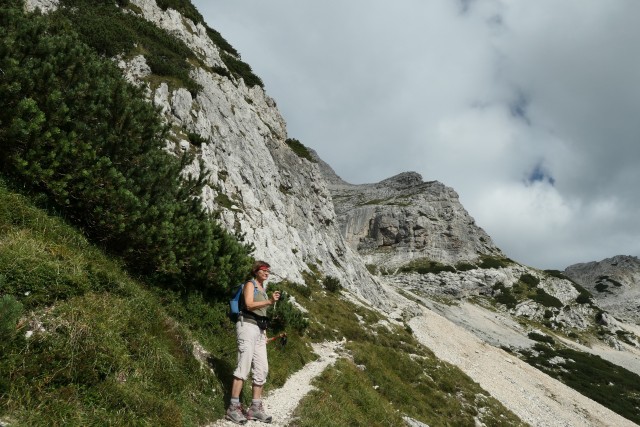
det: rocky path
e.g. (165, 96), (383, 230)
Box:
(204, 341), (343, 427)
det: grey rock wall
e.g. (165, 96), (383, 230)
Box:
(565, 255), (640, 324)
(125, 0), (385, 305)
(315, 155), (503, 269)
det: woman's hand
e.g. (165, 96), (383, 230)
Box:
(270, 291), (281, 305)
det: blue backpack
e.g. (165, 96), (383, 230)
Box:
(229, 279), (259, 321)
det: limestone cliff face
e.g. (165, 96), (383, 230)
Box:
(565, 255), (640, 324)
(26, 0), (386, 305)
(122, 0), (384, 304)
(315, 155), (503, 269)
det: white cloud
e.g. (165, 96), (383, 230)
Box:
(195, 0), (640, 269)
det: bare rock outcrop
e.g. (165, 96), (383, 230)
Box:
(565, 255), (640, 324)
(315, 155), (502, 269)
(122, 0), (385, 305)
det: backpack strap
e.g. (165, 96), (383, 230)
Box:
(241, 279), (260, 309)
(249, 279), (259, 294)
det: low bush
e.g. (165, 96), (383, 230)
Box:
(528, 331), (555, 344)
(267, 290), (309, 335)
(285, 138), (316, 162)
(156, 0), (203, 24)
(221, 52), (264, 88)
(519, 273), (540, 287)
(399, 258), (456, 275)
(572, 283), (593, 305)
(323, 276), (342, 293)
(0, 5), (253, 295)
(492, 284), (518, 309)
(57, 0), (202, 94)
(455, 261), (477, 271)
(477, 255), (513, 269)
(532, 288), (563, 308)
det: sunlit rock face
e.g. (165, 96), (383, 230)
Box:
(123, 0), (385, 305)
(315, 153), (502, 270)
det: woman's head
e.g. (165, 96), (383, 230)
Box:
(252, 261), (271, 277)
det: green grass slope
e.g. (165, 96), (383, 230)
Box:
(0, 179), (216, 426)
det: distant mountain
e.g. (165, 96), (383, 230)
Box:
(314, 151), (502, 269)
(565, 255), (640, 324)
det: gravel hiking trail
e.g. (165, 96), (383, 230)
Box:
(204, 341), (342, 427)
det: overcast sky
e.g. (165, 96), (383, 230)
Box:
(194, 0), (640, 271)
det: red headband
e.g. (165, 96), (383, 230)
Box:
(258, 265), (270, 271)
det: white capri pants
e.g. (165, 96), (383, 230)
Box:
(233, 321), (268, 385)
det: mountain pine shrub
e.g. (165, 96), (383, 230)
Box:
(57, 0), (201, 94)
(220, 51), (264, 88)
(322, 275), (342, 293)
(399, 258), (456, 274)
(285, 138), (316, 162)
(477, 255), (513, 269)
(0, 4), (252, 294)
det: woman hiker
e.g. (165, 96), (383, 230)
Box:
(226, 261), (281, 424)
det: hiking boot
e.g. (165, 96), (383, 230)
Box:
(225, 402), (247, 425)
(245, 401), (272, 423)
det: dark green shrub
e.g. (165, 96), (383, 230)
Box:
(597, 276), (623, 291)
(532, 288), (563, 308)
(323, 276), (342, 293)
(544, 269), (571, 280)
(492, 283), (518, 308)
(519, 273), (540, 287)
(477, 256), (512, 269)
(206, 26), (239, 56)
(455, 262), (477, 271)
(187, 132), (207, 146)
(520, 345), (640, 424)
(156, 0), (204, 24)
(573, 283), (593, 305)
(399, 258), (456, 275)
(284, 138), (316, 162)
(221, 52), (264, 88)
(57, 0), (201, 94)
(528, 331), (555, 344)
(608, 278), (623, 287)
(494, 289), (518, 308)
(267, 291), (309, 335)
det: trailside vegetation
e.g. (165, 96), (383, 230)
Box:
(279, 278), (527, 426)
(0, 2), (253, 295)
(0, 178), (313, 425)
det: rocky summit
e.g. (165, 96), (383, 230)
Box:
(314, 153), (503, 269)
(565, 255), (640, 324)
